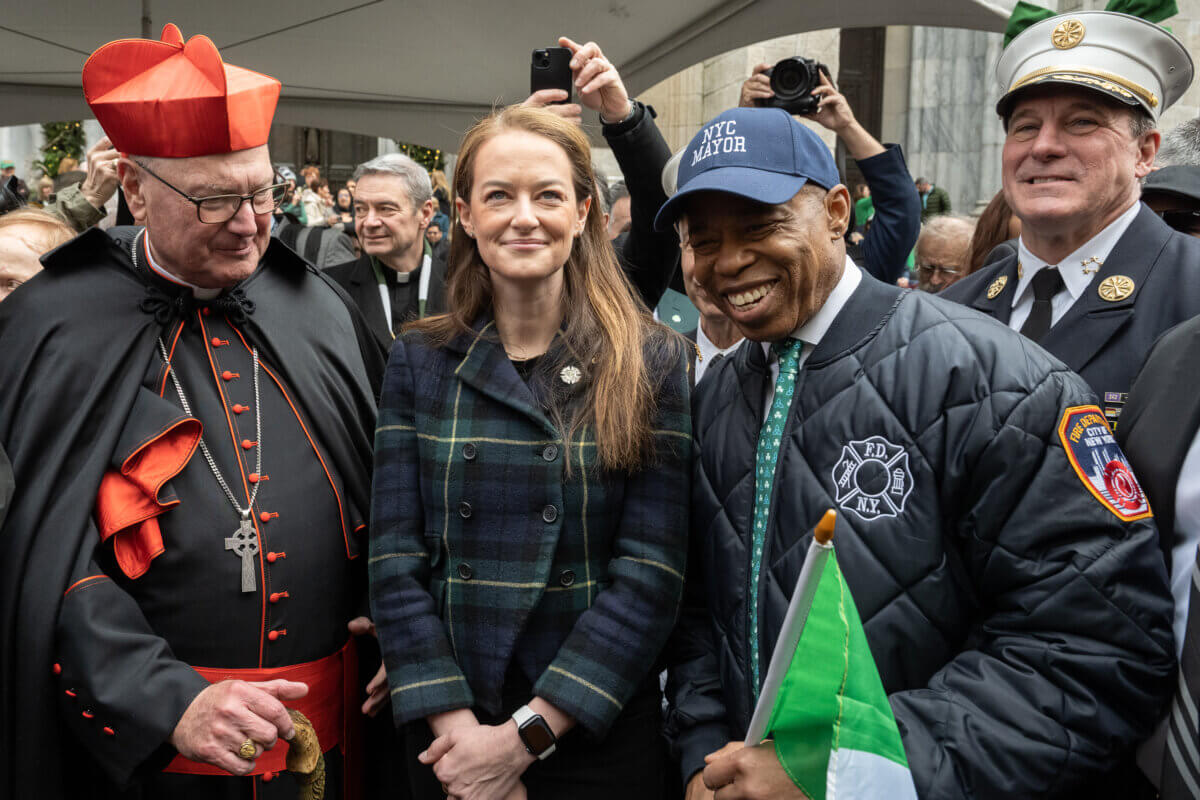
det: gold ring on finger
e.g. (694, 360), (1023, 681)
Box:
(238, 738), (257, 760)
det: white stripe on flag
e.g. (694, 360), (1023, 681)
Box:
(827, 747), (918, 800)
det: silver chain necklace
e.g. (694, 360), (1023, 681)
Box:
(134, 232), (265, 593)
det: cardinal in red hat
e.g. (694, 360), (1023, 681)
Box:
(0, 25), (389, 800)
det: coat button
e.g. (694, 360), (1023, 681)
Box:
(542, 505), (558, 523)
(232, 404), (247, 414)
(542, 444), (558, 462)
(457, 563), (474, 580)
(52, 663), (61, 675)
(262, 771), (276, 782)
(462, 443), (477, 461)
(242, 439), (254, 450)
(559, 569), (576, 587)
(103, 726), (115, 736)
(222, 370), (236, 381)
(459, 500), (472, 519)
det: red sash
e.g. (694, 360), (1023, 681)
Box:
(164, 639), (361, 797)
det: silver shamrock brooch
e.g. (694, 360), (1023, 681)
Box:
(559, 365), (582, 385)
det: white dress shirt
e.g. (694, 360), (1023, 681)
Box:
(1009, 201), (1140, 332)
(694, 323), (742, 385)
(761, 255), (862, 417)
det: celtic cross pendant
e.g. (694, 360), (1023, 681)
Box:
(224, 516), (259, 593)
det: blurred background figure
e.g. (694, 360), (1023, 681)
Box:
(426, 211), (450, 262)
(429, 169), (452, 218)
(1154, 118), (1200, 169)
(852, 183), (873, 235)
(607, 181), (631, 239)
(966, 189), (1021, 274)
(31, 176), (53, 208)
(0, 208), (73, 302)
(1142, 166), (1200, 238)
(916, 175), (951, 221)
(916, 214), (974, 293)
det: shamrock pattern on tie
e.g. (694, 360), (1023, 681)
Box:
(749, 337), (803, 697)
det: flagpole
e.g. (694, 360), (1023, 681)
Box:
(744, 509), (837, 745)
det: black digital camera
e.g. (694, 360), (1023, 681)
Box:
(757, 57), (831, 116)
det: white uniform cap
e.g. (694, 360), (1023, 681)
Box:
(996, 10), (1193, 122)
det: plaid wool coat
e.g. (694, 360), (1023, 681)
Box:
(369, 316), (692, 737)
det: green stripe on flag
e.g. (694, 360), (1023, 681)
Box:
(765, 552), (908, 799)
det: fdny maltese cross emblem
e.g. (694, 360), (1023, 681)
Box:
(831, 435), (913, 522)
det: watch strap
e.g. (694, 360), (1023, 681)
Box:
(511, 704), (557, 760)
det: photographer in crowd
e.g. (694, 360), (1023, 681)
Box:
(740, 62), (920, 283)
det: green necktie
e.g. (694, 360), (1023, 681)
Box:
(749, 338), (804, 696)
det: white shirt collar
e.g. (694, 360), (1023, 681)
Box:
(142, 231), (222, 300)
(1012, 201), (1140, 309)
(761, 255), (862, 359)
(696, 321), (741, 364)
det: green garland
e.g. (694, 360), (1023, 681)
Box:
(395, 141), (445, 172)
(34, 121), (86, 177)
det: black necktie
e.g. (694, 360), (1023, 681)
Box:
(1161, 544), (1200, 798)
(1019, 268), (1064, 343)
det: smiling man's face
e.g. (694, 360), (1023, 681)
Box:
(681, 185), (848, 343)
(1002, 86), (1156, 243)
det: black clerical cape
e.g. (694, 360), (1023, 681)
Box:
(0, 227), (385, 799)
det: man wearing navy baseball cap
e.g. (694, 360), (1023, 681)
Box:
(664, 107), (1174, 799)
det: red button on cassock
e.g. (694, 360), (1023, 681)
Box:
(269, 591), (288, 603)
(232, 404), (246, 414)
(262, 771), (276, 782)
(222, 370), (235, 381)
(201, 307), (211, 316)
(211, 337), (222, 347)
(268, 629), (287, 642)
(267, 551), (285, 563)
(260, 511), (271, 523)
(242, 439), (254, 450)
(103, 727), (115, 736)
(64, 689), (76, 698)
(248, 473), (259, 483)
(81, 711), (94, 719)
(52, 663), (61, 675)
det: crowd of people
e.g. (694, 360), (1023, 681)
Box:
(3, 8), (1200, 800)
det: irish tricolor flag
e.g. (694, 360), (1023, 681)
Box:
(745, 510), (916, 800)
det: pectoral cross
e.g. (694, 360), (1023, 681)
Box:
(225, 516), (259, 593)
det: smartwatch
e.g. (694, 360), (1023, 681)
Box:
(511, 705), (557, 760)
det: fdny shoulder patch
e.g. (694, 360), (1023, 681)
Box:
(832, 435), (913, 522)
(1057, 405), (1151, 521)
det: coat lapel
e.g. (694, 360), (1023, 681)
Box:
(448, 317), (562, 439)
(348, 254), (391, 347)
(966, 257), (1019, 326)
(1039, 205), (1169, 374)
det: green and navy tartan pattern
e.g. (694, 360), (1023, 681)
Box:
(369, 317), (691, 736)
(749, 338), (803, 696)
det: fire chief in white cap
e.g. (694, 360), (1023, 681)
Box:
(943, 10), (1200, 426)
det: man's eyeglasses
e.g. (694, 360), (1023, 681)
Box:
(1158, 209), (1200, 235)
(916, 263), (962, 279)
(135, 160), (287, 224)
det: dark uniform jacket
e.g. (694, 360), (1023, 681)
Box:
(326, 251), (449, 352)
(667, 273), (1175, 797)
(940, 204), (1200, 420)
(370, 318), (691, 738)
(0, 227), (383, 799)
(852, 144), (922, 284)
(1118, 315), (1200, 570)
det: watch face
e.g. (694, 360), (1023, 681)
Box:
(520, 717), (556, 754)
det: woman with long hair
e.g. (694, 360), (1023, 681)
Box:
(369, 105), (690, 800)
(966, 189), (1022, 274)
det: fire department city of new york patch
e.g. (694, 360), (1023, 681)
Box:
(1057, 405), (1151, 521)
(832, 435), (913, 522)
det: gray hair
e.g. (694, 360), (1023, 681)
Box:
(1156, 118), (1200, 168)
(917, 214), (975, 252)
(352, 153), (433, 209)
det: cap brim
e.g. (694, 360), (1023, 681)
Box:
(654, 166), (808, 231)
(996, 72), (1144, 118)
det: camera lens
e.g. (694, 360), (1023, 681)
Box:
(534, 50), (550, 68)
(770, 59), (813, 101)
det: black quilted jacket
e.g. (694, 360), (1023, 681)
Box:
(666, 273), (1175, 798)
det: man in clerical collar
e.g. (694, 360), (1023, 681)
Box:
(660, 106), (1173, 799)
(0, 24), (387, 799)
(327, 153), (448, 352)
(941, 10), (1200, 427)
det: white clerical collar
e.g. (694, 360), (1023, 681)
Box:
(1012, 201), (1140, 309)
(142, 231), (222, 300)
(696, 318), (742, 365)
(761, 255), (862, 360)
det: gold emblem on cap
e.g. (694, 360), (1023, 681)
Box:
(1052, 19), (1085, 50)
(987, 275), (1008, 300)
(1097, 275), (1135, 302)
